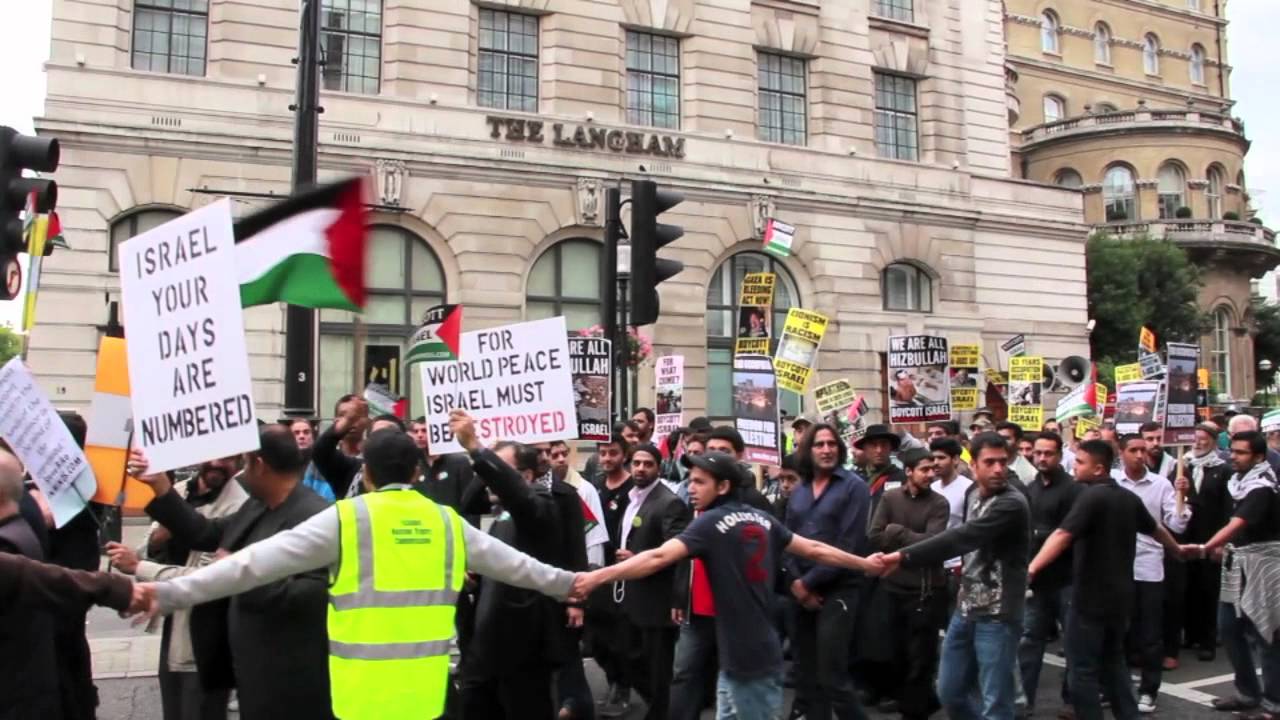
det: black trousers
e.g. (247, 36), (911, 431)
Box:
(158, 667), (229, 720)
(886, 589), (946, 720)
(1125, 580), (1164, 696)
(556, 632), (595, 720)
(585, 600), (630, 690)
(1162, 556), (1188, 659)
(459, 665), (555, 720)
(1067, 612), (1139, 720)
(791, 585), (869, 720)
(1184, 559), (1221, 650)
(625, 624), (678, 720)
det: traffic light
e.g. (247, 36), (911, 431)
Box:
(0, 127), (59, 301)
(629, 180), (684, 326)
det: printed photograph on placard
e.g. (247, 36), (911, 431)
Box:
(569, 336), (612, 442)
(949, 343), (980, 411)
(1114, 380), (1160, 435)
(733, 354), (781, 465)
(887, 334), (951, 424)
(1007, 356), (1044, 430)
(773, 308), (829, 394)
(735, 272), (775, 355)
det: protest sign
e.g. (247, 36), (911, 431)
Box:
(1001, 334), (1026, 359)
(887, 335), (951, 424)
(654, 355), (685, 449)
(733, 354), (780, 465)
(814, 379), (863, 446)
(735, 273), (775, 356)
(1114, 380), (1160, 435)
(1115, 363), (1143, 385)
(763, 219), (795, 259)
(1140, 326), (1157, 355)
(569, 336), (611, 442)
(1163, 343), (1198, 444)
(85, 337), (153, 509)
(419, 316), (576, 453)
(1153, 380), (1168, 425)
(1008, 356), (1044, 430)
(0, 358), (97, 527)
(949, 343), (980, 411)
(1055, 382), (1098, 424)
(406, 303), (462, 365)
(984, 369), (1008, 387)
(774, 309), (828, 394)
(1075, 415), (1102, 439)
(1139, 352), (1164, 380)
(1095, 383), (1108, 416)
(118, 200), (259, 474)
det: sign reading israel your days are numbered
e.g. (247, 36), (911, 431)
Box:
(420, 316), (577, 454)
(119, 199), (259, 474)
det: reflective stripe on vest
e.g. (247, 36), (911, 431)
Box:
(328, 496), (457, 612)
(330, 638), (453, 661)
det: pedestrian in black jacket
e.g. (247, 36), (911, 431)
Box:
(132, 427), (333, 720)
(1181, 425), (1233, 660)
(617, 443), (691, 720)
(311, 396), (406, 499)
(451, 412), (587, 720)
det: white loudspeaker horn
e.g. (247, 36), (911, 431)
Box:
(1041, 362), (1057, 392)
(1057, 356), (1091, 388)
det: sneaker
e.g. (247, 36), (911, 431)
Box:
(599, 686), (630, 718)
(1138, 694), (1157, 714)
(228, 692), (239, 713)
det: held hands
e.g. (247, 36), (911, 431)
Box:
(864, 552), (903, 578)
(124, 581), (160, 624)
(791, 579), (822, 610)
(105, 542), (140, 575)
(126, 449), (171, 497)
(448, 410), (481, 452)
(568, 570), (605, 604)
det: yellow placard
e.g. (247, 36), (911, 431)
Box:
(949, 344), (980, 368)
(952, 388), (980, 410)
(1075, 415), (1102, 439)
(1095, 383), (1108, 414)
(780, 309), (828, 344)
(1009, 356), (1042, 384)
(1197, 368), (1210, 390)
(738, 272), (776, 307)
(1140, 326), (1157, 354)
(814, 379), (855, 414)
(1009, 406), (1044, 431)
(1115, 363), (1143, 385)
(984, 369), (1008, 386)
(950, 343), (980, 410)
(1007, 356), (1043, 431)
(735, 338), (769, 355)
(774, 309), (829, 394)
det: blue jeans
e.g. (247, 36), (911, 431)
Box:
(1018, 586), (1071, 710)
(936, 614), (1020, 720)
(669, 615), (717, 720)
(1219, 602), (1280, 712)
(716, 672), (784, 720)
(1065, 612), (1138, 720)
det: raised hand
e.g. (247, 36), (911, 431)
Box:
(105, 542), (140, 575)
(448, 410), (480, 452)
(126, 448), (171, 496)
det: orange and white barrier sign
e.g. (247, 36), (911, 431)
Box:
(86, 337), (153, 508)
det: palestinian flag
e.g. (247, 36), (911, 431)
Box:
(234, 178), (368, 310)
(580, 496), (600, 535)
(1055, 365), (1099, 423)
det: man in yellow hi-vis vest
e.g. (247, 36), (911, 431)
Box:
(132, 425), (582, 720)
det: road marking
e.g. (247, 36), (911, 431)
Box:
(1038, 652), (1221, 706)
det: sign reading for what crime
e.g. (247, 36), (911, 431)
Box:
(118, 199), (259, 474)
(419, 316), (576, 454)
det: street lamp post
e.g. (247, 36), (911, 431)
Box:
(1259, 358), (1274, 407)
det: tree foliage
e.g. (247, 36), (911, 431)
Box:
(1253, 298), (1280, 389)
(0, 325), (22, 366)
(1087, 233), (1204, 370)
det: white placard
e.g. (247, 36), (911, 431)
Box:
(0, 358), (96, 527)
(419, 316), (577, 454)
(118, 199), (259, 474)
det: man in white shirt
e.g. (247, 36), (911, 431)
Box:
(1113, 433), (1191, 714)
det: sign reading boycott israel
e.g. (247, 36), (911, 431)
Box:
(419, 316), (577, 453)
(118, 199), (259, 474)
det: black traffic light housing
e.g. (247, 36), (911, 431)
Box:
(0, 127), (59, 301)
(629, 180), (684, 326)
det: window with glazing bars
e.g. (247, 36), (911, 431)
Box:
(321, 0), (382, 94)
(874, 72), (919, 161)
(873, 0), (914, 23)
(477, 9), (538, 112)
(758, 53), (806, 145)
(626, 31), (680, 129)
(131, 0), (208, 76)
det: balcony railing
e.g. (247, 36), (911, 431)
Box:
(1100, 219), (1276, 248)
(1022, 107), (1245, 145)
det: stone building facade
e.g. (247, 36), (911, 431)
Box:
(1005, 0), (1278, 402)
(32, 0), (1088, 424)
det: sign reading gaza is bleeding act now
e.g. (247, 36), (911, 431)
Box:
(119, 199), (259, 474)
(419, 316), (577, 454)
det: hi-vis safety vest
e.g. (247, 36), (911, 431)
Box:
(329, 489), (466, 720)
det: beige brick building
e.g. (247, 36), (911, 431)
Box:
(1005, 0), (1277, 402)
(31, 0), (1090, 425)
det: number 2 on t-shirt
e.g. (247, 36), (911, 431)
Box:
(742, 524), (769, 583)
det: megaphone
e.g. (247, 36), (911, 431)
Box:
(1041, 362), (1057, 392)
(1057, 356), (1091, 388)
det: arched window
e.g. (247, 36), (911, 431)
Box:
(109, 207), (184, 271)
(1043, 95), (1065, 123)
(882, 262), (933, 312)
(1041, 11), (1060, 54)
(705, 251), (800, 419)
(1104, 165), (1136, 221)
(1094, 23), (1112, 64)
(1157, 162), (1187, 219)
(1190, 44), (1206, 85)
(1211, 306), (1232, 397)
(1144, 34), (1161, 75)
(318, 225), (446, 420)
(1054, 169), (1083, 188)
(1207, 165), (1225, 219)
(526, 239), (603, 331)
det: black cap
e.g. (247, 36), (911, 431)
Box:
(682, 451), (742, 484)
